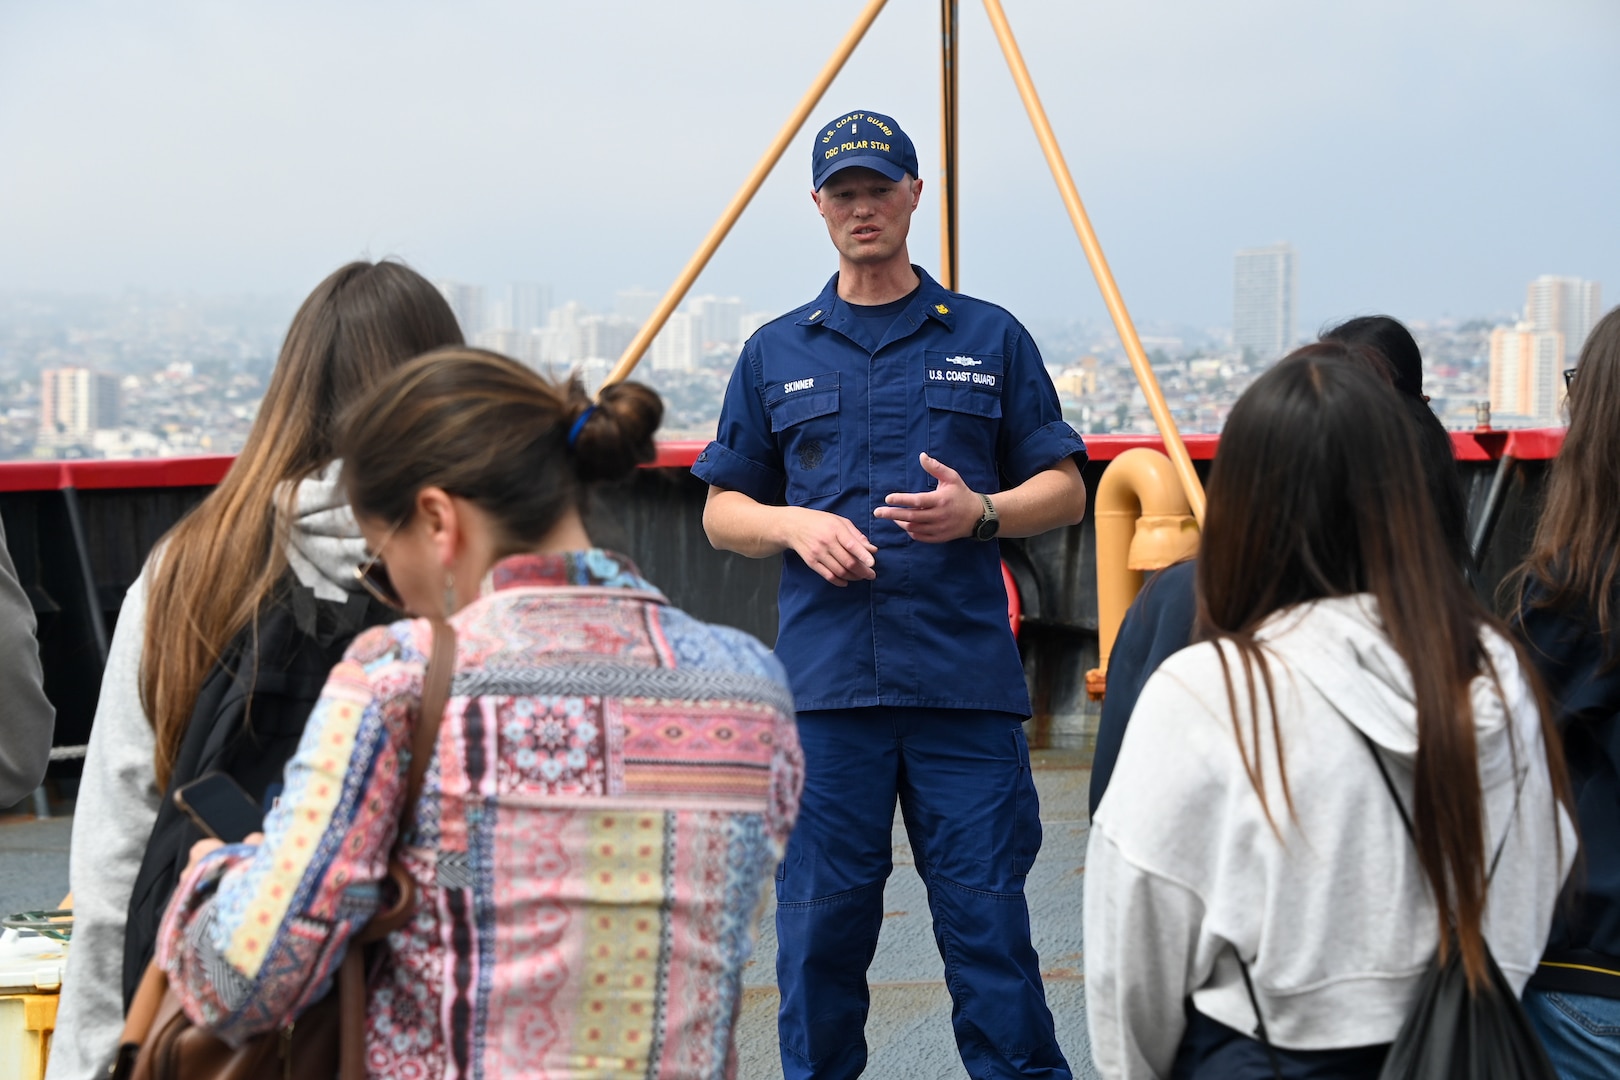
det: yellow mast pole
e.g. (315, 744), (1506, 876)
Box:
(939, 0), (960, 290)
(601, 0), (891, 390)
(980, 0), (1206, 523)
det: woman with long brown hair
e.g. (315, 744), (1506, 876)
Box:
(1510, 305), (1620, 1074)
(1084, 349), (1575, 1078)
(48, 261), (462, 1080)
(154, 349), (801, 1078)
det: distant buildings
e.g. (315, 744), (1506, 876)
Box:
(1232, 243), (1298, 362)
(1488, 324), (1564, 423)
(1489, 274), (1603, 423)
(508, 282), (553, 335)
(687, 295), (744, 348)
(39, 366), (119, 445)
(433, 280), (486, 340)
(1526, 275), (1603, 363)
(650, 311), (700, 373)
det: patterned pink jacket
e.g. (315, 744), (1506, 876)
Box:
(158, 550), (802, 1079)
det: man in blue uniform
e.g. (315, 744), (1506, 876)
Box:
(693, 108), (1087, 1079)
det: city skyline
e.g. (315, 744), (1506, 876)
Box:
(3, 262), (1597, 463)
(2, 2), (1615, 331)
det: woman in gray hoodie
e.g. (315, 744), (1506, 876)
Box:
(46, 261), (462, 1080)
(1084, 348), (1576, 1078)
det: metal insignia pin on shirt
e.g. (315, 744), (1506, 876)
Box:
(935, 304), (949, 314)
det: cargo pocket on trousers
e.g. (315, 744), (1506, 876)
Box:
(1011, 725), (1041, 876)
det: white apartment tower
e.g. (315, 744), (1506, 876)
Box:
(650, 312), (700, 373)
(1233, 243), (1298, 362)
(433, 280), (486, 340)
(1526, 276), (1602, 364)
(688, 295), (745, 347)
(509, 283), (553, 334)
(1488, 275), (1603, 424)
(41, 367), (120, 441)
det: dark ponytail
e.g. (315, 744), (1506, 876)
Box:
(339, 347), (662, 548)
(568, 379), (664, 484)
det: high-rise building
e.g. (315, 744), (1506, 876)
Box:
(540, 302), (588, 366)
(582, 314), (639, 363)
(1489, 322), (1564, 423)
(509, 283), (553, 334)
(688, 294), (745, 346)
(650, 312), (699, 373)
(1232, 243), (1298, 362)
(615, 287), (660, 324)
(738, 310), (774, 343)
(41, 367), (120, 442)
(1526, 275), (1602, 364)
(433, 280), (485, 340)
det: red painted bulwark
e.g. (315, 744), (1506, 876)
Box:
(0, 431), (1566, 493)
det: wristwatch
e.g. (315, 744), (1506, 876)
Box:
(973, 492), (1000, 541)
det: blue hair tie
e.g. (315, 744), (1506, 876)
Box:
(566, 404), (597, 449)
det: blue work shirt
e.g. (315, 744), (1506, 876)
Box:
(693, 267), (1088, 715)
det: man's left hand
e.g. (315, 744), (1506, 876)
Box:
(874, 453), (982, 543)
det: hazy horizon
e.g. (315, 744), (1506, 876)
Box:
(3, 1), (1615, 330)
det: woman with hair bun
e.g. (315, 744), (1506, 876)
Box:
(154, 348), (803, 1078)
(49, 260), (462, 1080)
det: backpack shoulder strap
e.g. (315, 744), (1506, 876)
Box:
(1356, 731), (1521, 883)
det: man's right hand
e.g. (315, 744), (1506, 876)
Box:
(781, 506), (877, 586)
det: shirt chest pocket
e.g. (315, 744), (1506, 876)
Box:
(765, 373), (843, 503)
(923, 352), (1003, 492)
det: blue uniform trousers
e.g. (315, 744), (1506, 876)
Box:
(775, 707), (1071, 1079)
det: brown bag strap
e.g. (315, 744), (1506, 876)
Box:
(117, 619), (459, 1078)
(407, 616), (456, 817)
(341, 617), (456, 1080)
(115, 958), (170, 1056)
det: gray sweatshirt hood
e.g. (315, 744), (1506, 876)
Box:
(1261, 594), (1522, 785)
(279, 460), (367, 602)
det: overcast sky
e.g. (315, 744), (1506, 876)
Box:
(2, 0), (1615, 331)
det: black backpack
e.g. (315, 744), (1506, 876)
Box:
(1237, 734), (1558, 1080)
(120, 574), (395, 1008)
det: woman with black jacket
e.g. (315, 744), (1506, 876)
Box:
(1510, 303), (1620, 1075)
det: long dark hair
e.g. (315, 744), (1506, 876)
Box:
(1513, 305), (1620, 650)
(1322, 315), (1471, 572)
(338, 348), (662, 546)
(1197, 346), (1571, 988)
(141, 261), (462, 789)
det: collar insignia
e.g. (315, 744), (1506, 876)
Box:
(935, 303), (950, 314)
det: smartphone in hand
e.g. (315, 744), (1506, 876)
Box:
(173, 772), (263, 844)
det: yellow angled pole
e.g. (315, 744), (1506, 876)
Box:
(601, 0), (891, 390)
(980, 0), (1206, 524)
(939, 0), (960, 290)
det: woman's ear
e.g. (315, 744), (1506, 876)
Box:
(415, 486), (460, 569)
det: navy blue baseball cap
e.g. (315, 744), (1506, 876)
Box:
(811, 110), (919, 190)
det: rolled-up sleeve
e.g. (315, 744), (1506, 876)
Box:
(692, 342), (785, 504)
(156, 624), (417, 1043)
(997, 328), (1088, 486)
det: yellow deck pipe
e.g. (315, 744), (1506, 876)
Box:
(600, 0), (890, 390)
(981, 0), (1206, 526)
(1085, 448), (1201, 700)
